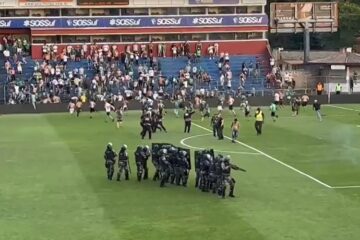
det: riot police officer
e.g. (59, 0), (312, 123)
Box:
(135, 146), (144, 181)
(142, 145), (151, 180)
(152, 145), (161, 181)
(168, 147), (178, 184)
(117, 144), (130, 181)
(199, 154), (212, 192)
(220, 156), (236, 198)
(177, 150), (190, 187)
(159, 149), (171, 187)
(104, 143), (116, 180)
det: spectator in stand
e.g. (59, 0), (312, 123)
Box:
(214, 42), (219, 56)
(350, 77), (354, 94)
(208, 44), (215, 60)
(171, 44), (177, 59)
(195, 41), (202, 60)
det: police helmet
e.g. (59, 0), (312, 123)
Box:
(161, 148), (168, 155)
(121, 144), (127, 150)
(224, 155), (231, 162)
(180, 150), (187, 157)
(144, 145), (150, 150)
(107, 142), (113, 148)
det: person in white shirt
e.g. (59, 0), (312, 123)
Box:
(104, 101), (115, 122)
(228, 95), (236, 116)
(208, 45), (214, 59)
(68, 101), (75, 115)
(17, 62), (23, 74)
(89, 100), (96, 119)
(3, 49), (10, 59)
(274, 92), (280, 105)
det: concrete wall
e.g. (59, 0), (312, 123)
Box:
(31, 40), (270, 59)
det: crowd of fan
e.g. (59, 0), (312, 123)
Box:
(1, 36), (264, 105)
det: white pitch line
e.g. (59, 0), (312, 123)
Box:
(331, 185), (360, 189)
(326, 105), (360, 112)
(192, 123), (332, 189)
(180, 134), (261, 155)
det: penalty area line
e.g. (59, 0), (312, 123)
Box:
(192, 123), (332, 189)
(331, 185), (360, 189)
(180, 134), (262, 155)
(326, 105), (360, 112)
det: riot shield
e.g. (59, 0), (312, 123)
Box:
(178, 147), (191, 169)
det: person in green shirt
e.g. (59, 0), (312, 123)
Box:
(270, 102), (278, 122)
(335, 83), (342, 95)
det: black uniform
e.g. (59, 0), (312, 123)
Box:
(152, 148), (161, 181)
(104, 146), (116, 180)
(210, 114), (218, 137)
(141, 114), (152, 139)
(216, 116), (224, 140)
(134, 147), (144, 181)
(156, 112), (167, 132)
(184, 110), (195, 133)
(142, 147), (151, 180)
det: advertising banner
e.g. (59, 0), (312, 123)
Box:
(0, 14), (268, 29)
(77, 0), (128, 5)
(189, 0), (239, 4)
(18, 0), (74, 7)
(0, 0), (18, 7)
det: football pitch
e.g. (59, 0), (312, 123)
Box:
(1, 104), (360, 240)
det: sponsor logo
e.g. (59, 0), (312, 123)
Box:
(0, 20), (11, 28)
(66, 19), (98, 27)
(233, 16), (264, 24)
(23, 19), (56, 27)
(109, 18), (141, 26)
(151, 18), (182, 26)
(192, 17), (223, 25)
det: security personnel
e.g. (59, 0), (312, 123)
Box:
(159, 149), (171, 187)
(152, 145), (161, 181)
(168, 147), (178, 184)
(175, 150), (190, 186)
(220, 156), (236, 198)
(183, 109), (195, 133)
(254, 107), (264, 135)
(216, 113), (224, 140)
(117, 144), (130, 181)
(141, 113), (152, 139)
(335, 83), (342, 95)
(134, 146), (144, 181)
(210, 114), (218, 137)
(142, 145), (151, 180)
(199, 154), (212, 192)
(104, 143), (116, 180)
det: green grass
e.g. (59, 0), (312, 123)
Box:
(1, 104), (360, 240)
